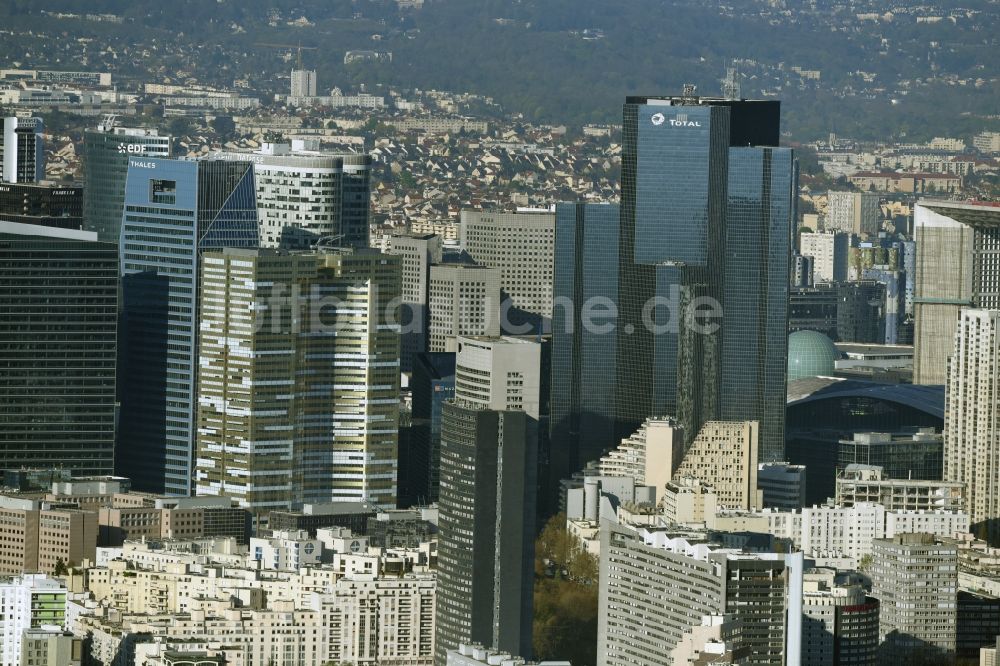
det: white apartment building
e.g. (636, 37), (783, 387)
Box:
(799, 231), (849, 283)
(0, 575), (67, 666)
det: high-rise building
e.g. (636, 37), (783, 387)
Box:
(195, 247), (401, 515)
(459, 209), (556, 322)
(435, 336), (540, 663)
(597, 522), (803, 666)
(871, 533), (957, 661)
(550, 202), (620, 486)
(838, 430), (944, 481)
(0, 574), (67, 666)
(290, 69), (317, 97)
(757, 462), (806, 509)
(411, 352), (456, 503)
(0, 222), (118, 476)
(428, 263), (501, 352)
(81, 120), (171, 243)
(801, 568), (879, 666)
(615, 95), (793, 462)
(213, 141), (373, 249)
(792, 252), (814, 287)
(0, 495), (97, 575)
(117, 157), (259, 495)
(913, 201), (1000, 385)
(387, 233), (443, 371)
(593, 417), (684, 503)
(0, 182), (82, 230)
(826, 191), (881, 236)
(837, 280), (886, 344)
(0, 116), (44, 183)
(800, 231), (849, 283)
(672, 420), (762, 511)
(836, 464), (962, 512)
(945, 309), (1000, 544)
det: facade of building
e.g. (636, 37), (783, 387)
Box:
(411, 352), (456, 503)
(800, 569), (879, 666)
(0, 182), (82, 229)
(0, 116), (44, 183)
(0, 222), (118, 476)
(871, 533), (957, 661)
(117, 157), (259, 495)
(673, 421), (762, 511)
(0, 495), (97, 575)
(758, 462), (807, 509)
(19, 629), (82, 666)
(550, 202), (620, 488)
(913, 201), (1000, 385)
(826, 191), (881, 236)
(213, 141), (373, 249)
(597, 522), (803, 666)
(0, 575), (67, 666)
(945, 308), (1000, 544)
(835, 464), (963, 512)
(435, 337), (540, 663)
(459, 209), (556, 321)
(387, 233), (443, 371)
(800, 231), (849, 284)
(81, 122), (171, 243)
(290, 69), (317, 97)
(428, 264), (501, 352)
(837, 430), (944, 481)
(594, 417), (683, 503)
(195, 248), (401, 513)
(615, 95), (793, 462)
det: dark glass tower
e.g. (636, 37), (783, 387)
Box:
(549, 202), (620, 493)
(0, 223), (118, 475)
(614, 95), (792, 461)
(116, 157), (258, 495)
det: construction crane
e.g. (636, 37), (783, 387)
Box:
(253, 42), (318, 69)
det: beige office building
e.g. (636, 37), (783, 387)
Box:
(195, 248), (401, 515)
(428, 264), (501, 352)
(0, 496), (96, 575)
(459, 209), (556, 319)
(913, 201), (1000, 385)
(673, 421), (762, 511)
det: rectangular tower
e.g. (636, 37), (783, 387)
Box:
(387, 232), (443, 371)
(428, 263), (501, 352)
(0, 117), (44, 183)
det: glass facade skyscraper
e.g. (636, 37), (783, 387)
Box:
(0, 222), (118, 475)
(116, 157), (258, 495)
(550, 202), (620, 492)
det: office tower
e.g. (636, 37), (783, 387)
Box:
(0, 183), (82, 230)
(957, 591), (1000, 661)
(673, 421), (762, 511)
(801, 569), (879, 666)
(837, 280), (886, 343)
(550, 202), (620, 488)
(0, 222), (117, 476)
(871, 533), (957, 661)
(81, 120), (170, 243)
(214, 141), (373, 249)
(0, 116), (44, 183)
(195, 247), (401, 515)
(117, 157), (259, 495)
(459, 209), (556, 321)
(387, 233), (443, 371)
(757, 462), (806, 509)
(861, 266), (904, 344)
(945, 309), (1000, 544)
(0, 574), (67, 666)
(826, 191), (880, 236)
(435, 336), (540, 663)
(791, 252), (814, 287)
(0, 495), (97, 575)
(291, 68), (317, 97)
(597, 522), (803, 666)
(428, 263), (501, 352)
(913, 201), (1000, 385)
(800, 231), (849, 283)
(615, 95), (793, 462)
(411, 352), (456, 503)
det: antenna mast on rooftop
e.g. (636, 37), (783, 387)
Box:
(722, 65), (741, 100)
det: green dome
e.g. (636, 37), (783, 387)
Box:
(788, 330), (840, 381)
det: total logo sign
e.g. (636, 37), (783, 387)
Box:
(650, 112), (702, 128)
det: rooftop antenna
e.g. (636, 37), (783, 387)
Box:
(682, 83), (697, 102)
(98, 113), (118, 132)
(722, 65), (741, 101)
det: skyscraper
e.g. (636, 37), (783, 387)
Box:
(195, 247), (401, 515)
(213, 141), (373, 249)
(428, 263), (501, 352)
(549, 203), (620, 494)
(826, 191), (881, 236)
(945, 309), (1000, 544)
(386, 232), (443, 372)
(411, 351), (456, 503)
(800, 231), (849, 283)
(290, 69), (317, 97)
(0, 222), (118, 476)
(459, 209), (556, 322)
(0, 117), (44, 183)
(435, 336), (540, 664)
(116, 157), (259, 495)
(615, 94), (793, 461)
(81, 120), (171, 243)
(913, 201), (1000, 385)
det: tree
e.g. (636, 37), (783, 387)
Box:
(53, 558), (67, 576)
